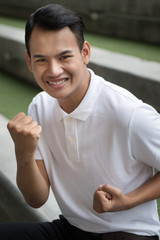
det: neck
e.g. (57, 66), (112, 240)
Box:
(60, 101), (80, 114)
(58, 70), (91, 114)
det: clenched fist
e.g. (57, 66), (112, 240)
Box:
(93, 184), (128, 213)
(7, 112), (42, 162)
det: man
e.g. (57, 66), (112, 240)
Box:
(1, 4), (160, 240)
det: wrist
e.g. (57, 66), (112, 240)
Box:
(124, 191), (142, 210)
(15, 150), (35, 167)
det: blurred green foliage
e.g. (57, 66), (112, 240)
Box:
(0, 71), (40, 119)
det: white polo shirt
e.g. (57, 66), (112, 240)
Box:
(28, 69), (160, 236)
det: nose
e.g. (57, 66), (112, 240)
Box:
(47, 59), (63, 77)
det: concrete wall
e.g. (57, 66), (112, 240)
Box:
(0, 0), (160, 44)
(1, 24), (160, 111)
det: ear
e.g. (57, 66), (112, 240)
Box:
(25, 51), (33, 72)
(81, 41), (91, 65)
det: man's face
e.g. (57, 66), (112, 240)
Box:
(26, 26), (91, 112)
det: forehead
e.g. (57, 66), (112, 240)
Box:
(29, 26), (79, 54)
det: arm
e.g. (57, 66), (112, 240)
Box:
(93, 172), (160, 213)
(7, 112), (50, 208)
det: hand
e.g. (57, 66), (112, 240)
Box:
(93, 184), (128, 213)
(7, 112), (42, 161)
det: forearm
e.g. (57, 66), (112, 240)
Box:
(16, 155), (50, 208)
(7, 113), (49, 208)
(125, 172), (160, 210)
(93, 172), (160, 213)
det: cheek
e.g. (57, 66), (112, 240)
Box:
(67, 59), (84, 74)
(32, 65), (44, 79)
(32, 70), (44, 88)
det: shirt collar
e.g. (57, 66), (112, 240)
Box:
(56, 69), (101, 122)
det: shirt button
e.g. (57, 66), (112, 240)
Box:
(68, 136), (75, 142)
(67, 117), (72, 122)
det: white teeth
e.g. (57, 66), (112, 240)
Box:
(48, 79), (68, 85)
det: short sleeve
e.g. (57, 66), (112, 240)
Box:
(28, 100), (43, 160)
(129, 103), (160, 170)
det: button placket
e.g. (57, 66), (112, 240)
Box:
(64, 117), (79, 161)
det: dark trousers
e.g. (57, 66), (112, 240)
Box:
(0, 215), (158, 240)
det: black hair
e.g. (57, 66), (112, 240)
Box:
(25, 4), (85, 57)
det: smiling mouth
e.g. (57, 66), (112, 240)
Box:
(46, 78), (69, 87)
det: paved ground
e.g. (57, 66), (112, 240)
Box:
(0, 114), (61, 222)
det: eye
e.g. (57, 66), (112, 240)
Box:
(60, 55), (72, 61)
(36, 58), (46, 62)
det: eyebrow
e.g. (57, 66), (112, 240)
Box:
(33, 54), (46, 58)
(57, 50), (73, 56)
(33, 50), (73, 59)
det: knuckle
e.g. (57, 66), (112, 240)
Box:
(94, 191), (101, 199)
(23, 127), (33, 136)
(24, 116), (32, 123)
(7, 121), (19, 132)
(36, 125), (42, 135)
(22, 128), (30, 136)
(26, 128), (40, 139)
(19, 112), (25, 117)
(15, 124), (24, 133)
(38, 125), (42, 132)
(32, 121), (39, 128)
(7, 121), (12, 130)
(116, 188), (122, 194)
(101, 184), (109, 191)
(28, 115), (33, 121)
